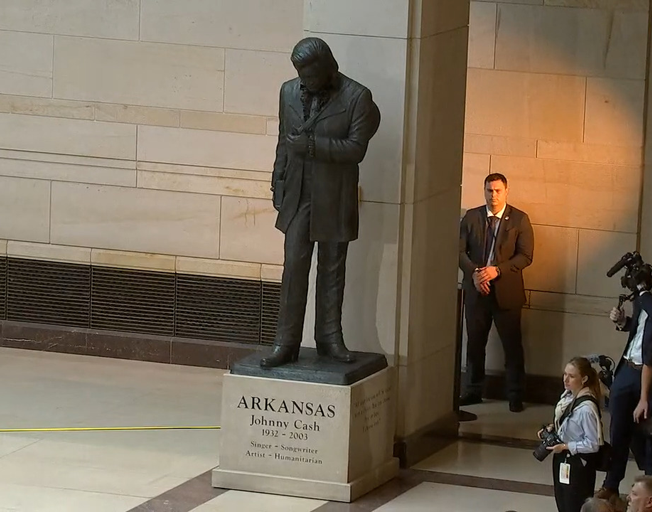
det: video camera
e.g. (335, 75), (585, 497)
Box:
(606, 251), (652, 295)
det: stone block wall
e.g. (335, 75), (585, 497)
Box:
(0, 0), (303, 283)
(463, 0), (649, 377)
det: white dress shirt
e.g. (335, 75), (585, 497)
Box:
(485, 205), (506, 267)
(625, 291), (651, 365)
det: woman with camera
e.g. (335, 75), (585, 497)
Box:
(538, 357), (605, 512)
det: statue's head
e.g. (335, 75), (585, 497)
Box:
(290, 37), (339, 93)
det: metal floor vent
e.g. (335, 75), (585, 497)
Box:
(261, 282), (281, 344)
(7, 258), (90, 328)
(0, 257), (7, 321)
(91, 267), (175, 336)
(176, 274), (261, 344)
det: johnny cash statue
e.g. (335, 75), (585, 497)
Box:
(260, 37), (381, 368)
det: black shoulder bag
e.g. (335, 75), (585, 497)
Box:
(561, 396), (612, 472)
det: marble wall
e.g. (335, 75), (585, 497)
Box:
(462, 0), (649, 377)
(0, 0), (303, 282)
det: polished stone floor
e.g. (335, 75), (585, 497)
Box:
(0, 348), (640, 511)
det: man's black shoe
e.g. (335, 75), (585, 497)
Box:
(459, 393), (483, 406)
(509, 400), (524, 413)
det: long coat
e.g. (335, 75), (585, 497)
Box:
(459, 204), (534, 310)
(271, 73), (381, 242)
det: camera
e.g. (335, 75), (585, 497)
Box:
(533, 426), (563, 462)
(606, 251), (652, 293)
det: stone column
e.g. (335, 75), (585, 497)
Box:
(640, 12), (652, 258)
(303, 0), (470, 465)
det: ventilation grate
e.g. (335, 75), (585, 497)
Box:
(261, 281), (281, 345)
(176, 274), (261, 344)
(91, 267), (175, 336)
(7, 258), (90, 327)
(0, 257), (7, 320)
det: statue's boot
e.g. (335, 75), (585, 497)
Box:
(260, 344), (300, 368)
(316, 341), (356, 364)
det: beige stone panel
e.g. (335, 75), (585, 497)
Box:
(537, 141), (643, 167)
(54, 37), (225, 111)
(398, 345), (456, 436)
(0, 149), (135, 170)
(520, 308), (624, 377)
(140, 0), (303, 53)
(138, 126), (277, 172)
(417, 0), (470, 38)
(224, 50), (295, 117)
(413, 28), (468, 203)
(529, 291), (613, 317)
(0, 113), (136, 160)
(464, 134), (536, 157)
(468, 2), (496, 69)
(584, 78), (646, 147)
(0, 0), (139, 39)
(51, 183), (221, 258)
(466, 68), (586, 142)
(0, 177), (50, 243)
(495, 5), (647, 80)
(315, 33), (408, 204)
(577, 229), (637, 298)
(524, 225), (578, 294)
(94, 104), (179, 127)
(491, 155), (641, 233)
(219, 197), (284, 265)
(180, 111), (266, 135)
(0, 240), (7, 255)
(261, 264), (283, 282)
(476, 0), (542, 4)
(176, 258), (260, 280)
(544, 0), (648, 8)
(137, 171), (271, 200)
(8, 241), (90, 264)
(0, 31), (53, 98)
(0, 94), (93, 120)
(267, 118), (279, 137)
(137, 161), (269, 182)
(0, 158), (136, 187)
(306, 0), (409, 38)
(92, 249), (175, 272)
(461, 153), (489, 210)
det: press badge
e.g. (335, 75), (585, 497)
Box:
(559, 462), (571, 485)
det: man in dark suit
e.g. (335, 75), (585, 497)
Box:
(459, 173), (534, 412)
(260, 37), (381, 368)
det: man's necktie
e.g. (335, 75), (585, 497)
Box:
(483, 216), (499, 264)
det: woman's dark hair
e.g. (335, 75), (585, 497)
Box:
(290, 37), (339, 74)
(568, 357), (602, 402)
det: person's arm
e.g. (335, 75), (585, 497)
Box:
(459, 213), (476, 276)
(496, 213), (534, 276)
(271, 85), (288, 191)
(313, 89), (380, 164)
(565, 407), (600, 455)
(634, 292), (652, 422)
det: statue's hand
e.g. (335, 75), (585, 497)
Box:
(286, 132), (309, 154)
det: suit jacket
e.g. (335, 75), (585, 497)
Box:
(271, 73), (381, 242)
(615, 292), (652, 375)
(459, 204), (534, 310)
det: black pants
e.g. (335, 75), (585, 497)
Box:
(553, 453), (597, 512)
(275, 183), (348, 348)
(464, 290), (525, 400)
(603, 363), (652, 490)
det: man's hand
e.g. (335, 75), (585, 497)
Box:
(472, 271), (491, 295)
(477, 266), (499, 283)
(634, 399), (649, 423)
(609, 306), (626, 327)
(286, 132), (309, 154)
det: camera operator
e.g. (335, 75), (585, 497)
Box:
(540, 357), (604, 512)
(595, 275), (652, 501)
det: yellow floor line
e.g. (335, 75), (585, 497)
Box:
(0, 426), (221, 433)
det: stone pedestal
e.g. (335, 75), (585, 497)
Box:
(212, 350), (399, 502)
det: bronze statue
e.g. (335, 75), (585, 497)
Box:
(261, 37), (381, 368)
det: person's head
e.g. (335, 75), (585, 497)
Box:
(290, 37), (339, 93)
(564, 357), (602, 400)
(581, 497), (616, 512)
(628, 476), (652, 511)
(484, 173), (508, 214)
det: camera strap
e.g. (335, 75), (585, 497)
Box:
(559, 395), (602, 426)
